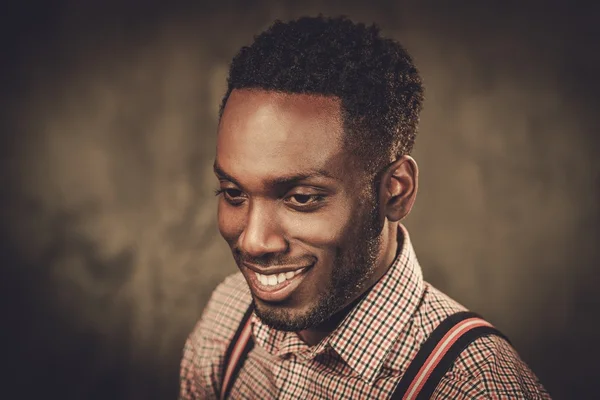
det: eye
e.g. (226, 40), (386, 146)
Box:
(215, 188), (246, 206)
(285, 193), (326, 210)
(291, 194), (312, 204)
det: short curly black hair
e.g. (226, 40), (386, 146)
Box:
(219, 15), (424, 176)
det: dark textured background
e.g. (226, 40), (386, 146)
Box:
(1, 1), (599, 399)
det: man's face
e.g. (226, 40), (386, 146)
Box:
(215, 89), (383, 331)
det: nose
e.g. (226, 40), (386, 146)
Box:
(238, 201), (288, 257)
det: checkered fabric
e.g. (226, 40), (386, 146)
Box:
(180, 225), (550, 399)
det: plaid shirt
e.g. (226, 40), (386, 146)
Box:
(180, 225), (550, 399)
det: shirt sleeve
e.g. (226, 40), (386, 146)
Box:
(433, 335), (552, 399)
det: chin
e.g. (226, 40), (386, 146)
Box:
(253, 298), (322, 332)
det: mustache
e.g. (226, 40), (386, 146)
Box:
(232, 248), (316, 267)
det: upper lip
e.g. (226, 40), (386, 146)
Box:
(242, 262), (314, 275)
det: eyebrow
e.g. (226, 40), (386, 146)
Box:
(213, 161), (339, 188)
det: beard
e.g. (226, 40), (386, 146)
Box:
(251, 197), (384, 332)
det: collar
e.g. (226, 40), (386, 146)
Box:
(251, 224), (425, 383)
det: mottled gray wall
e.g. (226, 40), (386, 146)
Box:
(2, 1), (598, 399)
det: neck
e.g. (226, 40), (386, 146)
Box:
(298, 222), (400, 346)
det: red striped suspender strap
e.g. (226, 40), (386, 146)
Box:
(219, 305), (254, 400)
(391, 311), (510, 400)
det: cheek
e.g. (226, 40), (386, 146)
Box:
(217, 202), (245, 245)
(284, 200), (355, 247)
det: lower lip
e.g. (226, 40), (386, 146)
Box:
(246, 265), (313, 303)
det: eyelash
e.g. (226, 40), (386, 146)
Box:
(213, 188), (326, 209)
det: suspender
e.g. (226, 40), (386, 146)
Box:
(391, 311), (509, 399)
(219, 308), (509, 399)
(220, 305), (255, 400)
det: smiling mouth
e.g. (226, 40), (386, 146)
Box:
(243, 263), (314, 302)
(254, 268), (306, 286)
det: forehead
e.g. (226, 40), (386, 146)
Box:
(216, 89), (348, 184)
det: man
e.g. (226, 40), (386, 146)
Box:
(180, 15), (550, 399)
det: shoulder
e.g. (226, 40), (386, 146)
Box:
(404, 283), (469, 347)
(386, 283), (468, 372)
(403, 284), (550, 398)
(179, 272), (252, 399)
(196, 272), (253, 341)
(415, 283), (469, 331)
(434, 335), (551, 399)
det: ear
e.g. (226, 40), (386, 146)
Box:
(378, 155), (418, 222)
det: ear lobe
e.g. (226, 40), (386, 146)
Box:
(380, 155), (418, 222)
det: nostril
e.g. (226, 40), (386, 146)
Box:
(239, 228), (280, 256)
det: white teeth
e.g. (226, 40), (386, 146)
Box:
(255, 268), (306, 287)
(277, 273), (286, 283)
(257, 274), (267, 286)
